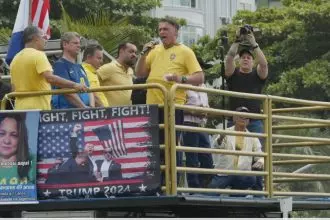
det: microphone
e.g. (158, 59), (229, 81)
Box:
(141, 40), (159, 55)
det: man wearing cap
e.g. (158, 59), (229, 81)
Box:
(225, 32), (268, 193)
(209, 106), (264, 193)
(225, 33), (268, 134)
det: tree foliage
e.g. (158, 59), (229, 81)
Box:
(193, 0), (330, 103)
(59, 8), (152, 57)
(50, 0), (161, 20)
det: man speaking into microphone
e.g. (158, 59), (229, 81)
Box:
(136, 17), (203, 139)
(135, 17), (204, 175)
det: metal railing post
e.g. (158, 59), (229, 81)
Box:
(267, 97), (274, 198)
(169, 85), (178, 195)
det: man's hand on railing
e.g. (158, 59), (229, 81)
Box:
(252, 159), (264, 170)
(73, 83), (88, 92)
(213, 134), (226, 149)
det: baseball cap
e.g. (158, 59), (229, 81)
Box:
(239, 49), (254, 58)
(236, 106), (250, 112)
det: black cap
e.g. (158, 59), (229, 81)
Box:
(239, 49), (254, 58)
(236, 106), (249, 112)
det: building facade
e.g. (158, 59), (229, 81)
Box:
(150, 0), (256, 45)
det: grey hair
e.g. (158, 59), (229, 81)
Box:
(23, 26), (41, 44)
(60, 32), (80, 49)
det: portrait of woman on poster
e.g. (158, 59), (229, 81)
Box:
(0, 114), (35, 185)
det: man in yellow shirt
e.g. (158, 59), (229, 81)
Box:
(10, 26), (87, 110)
(97, 42), (137, 107)
(82, 44), (108, 107)
(135, 17), (204, 184)
(135, 17), (204, 106)
(135, 18), (204, 138)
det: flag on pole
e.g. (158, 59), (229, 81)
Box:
(92, 120), (128, 158)
(5, 0), (50, 65)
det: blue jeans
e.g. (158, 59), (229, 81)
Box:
(227, 119), (264, 191)
(208, 175), (256, 196)
(182, 122), (214, 188)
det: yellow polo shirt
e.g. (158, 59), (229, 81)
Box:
(97, 60), (133, 107)
(10, 48), (53, 110)
(82, 62), (109, 107)
(146, 44), (202, 105)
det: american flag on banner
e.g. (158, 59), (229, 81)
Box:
(37, 117), (152, 185)
(92, 120), (127, 158)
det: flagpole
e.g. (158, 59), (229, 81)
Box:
(28, 0), (33, 25)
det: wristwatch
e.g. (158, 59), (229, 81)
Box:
(181, 76), (188, 84)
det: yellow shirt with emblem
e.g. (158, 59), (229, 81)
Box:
(146, 44), (202, 105)
(10, 48), (53, 110)
(97, 60), (133, 106)
(82, 62), (109, 107)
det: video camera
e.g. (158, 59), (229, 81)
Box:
(239, 24), (254, 36)
(237, 24), (260, 50)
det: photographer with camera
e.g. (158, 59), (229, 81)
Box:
(225, 25), (268, 133)
(224, 25), (268, 193)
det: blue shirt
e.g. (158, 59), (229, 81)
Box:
(51, 58), (90, 109)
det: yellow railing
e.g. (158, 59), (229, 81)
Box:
(2, 83), (330, 198)
(168, 84), (330, 198)
(169, 84), (271, 196)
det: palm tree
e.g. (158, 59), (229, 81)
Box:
(58, 2), (152, 57)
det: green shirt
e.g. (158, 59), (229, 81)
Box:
(0, 154), (36, 185)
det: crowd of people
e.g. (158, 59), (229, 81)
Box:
(0, 17), (269, 196)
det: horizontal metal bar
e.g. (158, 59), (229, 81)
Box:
(159, 124), (165, 129)
(273, 159), (330, 165)
(274, 191), (330, 197)
(176, 167), (267, 176)
(174, 84), (268, 100)
(273, 172), (330, 179)
(272, 134), (330, 143)
(176, 104), (267, 120)
(272, 115), (330, 124)
(175, 125), (267, 138)
(176, 146), (267, 157)
(272, 106), (330, 113)
(160, 165), (166, 170)
(177, 187), (267, 195)
(273, 142), (329, 147)
(272, 123), (330, 130)
(160, 145), (165, 149)
(273, 177), (330, 183)
(273, 153), (330, 160)
(269, 95), (330, 107)
(161, 186), (166, 192)
(4, 83), (167, 98)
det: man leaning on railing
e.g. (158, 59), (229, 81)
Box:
(10, 26), (87, 110)
(209, 106), (264, 196)
(51, 32), (94, 109)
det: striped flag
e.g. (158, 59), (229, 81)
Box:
(37, 117), (152, 185)
(92, 120), (127, 158)
(6, 0), (50, 65)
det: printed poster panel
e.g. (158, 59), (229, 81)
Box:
(0, 111), (39, 203)
(37, 105), (160, 199)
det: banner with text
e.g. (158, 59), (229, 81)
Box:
(0, 111), (39, 203)
(37, 105), (160, 199)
